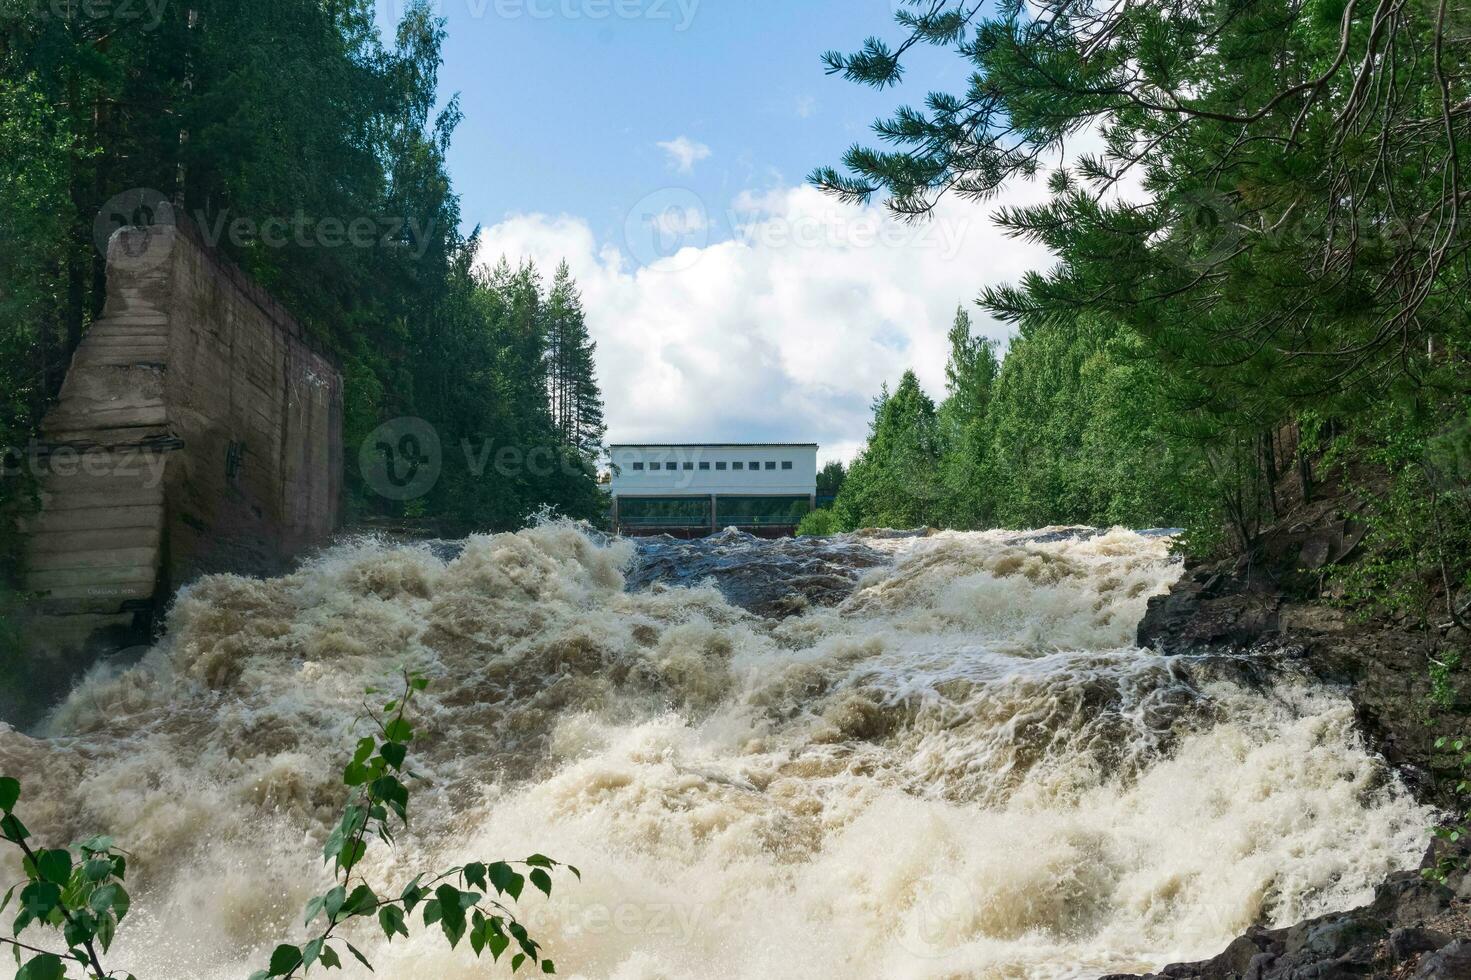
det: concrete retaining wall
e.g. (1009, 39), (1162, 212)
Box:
(20, 219), (343, 656)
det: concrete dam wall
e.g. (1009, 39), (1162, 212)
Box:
(20, 218), (344, 656)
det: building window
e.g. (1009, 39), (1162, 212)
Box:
(749, 461), (761, 470)
(733, 462), (744, 470)
(764, 461), (776, 470)
(683, 462), (694, 470)
(781, 461), (793, 470)
(699, 462), (710, 470)
(631, 462), (645, 471)
(716, 462), (728, 471)
(665, 462), (678, 471)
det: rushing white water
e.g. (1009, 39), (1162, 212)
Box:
(0, 524), (1433, 979)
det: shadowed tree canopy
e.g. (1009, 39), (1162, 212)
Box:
(813, 0), (1470, 429)
(0, 0), (607, 540)
(818, 0), (1470, 576)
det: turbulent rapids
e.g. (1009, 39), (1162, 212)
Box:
(0, 524), (1434, 979)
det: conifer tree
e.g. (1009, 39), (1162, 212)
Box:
(0, 0), (610, 540)
(545, 262), (605, 459)
(833, 371), (945, 530)
(937, 307), (1000, 527)
(818, 0), (1469, 557)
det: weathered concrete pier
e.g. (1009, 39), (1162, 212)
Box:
(18, 217), (343, 657)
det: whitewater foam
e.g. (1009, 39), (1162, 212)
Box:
(0, 524), (1433, 979)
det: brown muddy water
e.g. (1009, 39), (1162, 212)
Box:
(0, 524), (1432, 979)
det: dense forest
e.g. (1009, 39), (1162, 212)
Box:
(813, 0), (1471, 629)
(0, 0), (606, 565)
(808, 306), (1213, 536)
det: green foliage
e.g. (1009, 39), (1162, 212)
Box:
(797, 509), (839, 537)
(815, 461), (847, 498)
(830, 311), (1213, 534)
(407, 254), (608, 532)
(1324, 412), (1471, 631)
(818, 0), (1470, 547)
(0, 0), (607, 542)
(935, 308), (999, 528)
(0, 75), (77, 458)
(1426, 734), (1471, 884)
(832, 372), (945, 531)
(545, 262), (606, 461)
(980, 313), (1215, 531)
(0, 675), (576, 979)
(0, 780), (134, 980)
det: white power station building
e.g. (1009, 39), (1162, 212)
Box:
(608, 443), (818, 537)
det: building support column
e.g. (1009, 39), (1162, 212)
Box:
(611, 495), (620, 535)
(710, 494), (718, 534)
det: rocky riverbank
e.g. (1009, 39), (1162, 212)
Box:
(1101, 853), (1471, 979)
(1112, 504), (1471, 979)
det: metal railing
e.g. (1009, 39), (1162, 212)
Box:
(715, 515), (803, 526)
(616, 515), (805, 528)
(617, 515), (713, 527)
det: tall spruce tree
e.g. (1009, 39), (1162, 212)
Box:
(545, 262), (605, 459)
(833, 371), (945, 530)
(937, 307), (1000, 527)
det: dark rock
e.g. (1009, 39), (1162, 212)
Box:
(1106, 476), (1471, 980)
(1149, 933), (1269, 978)
(1415, 939), (1471, 978)
(1284, 915), (1387, 959)
(1243, 951), (1277, 980)
(1372, 871), (1455, 925)
(1391, 927), (1454, 961)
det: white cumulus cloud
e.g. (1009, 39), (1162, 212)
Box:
(657, 136), (713, 175)
(475, 182), (1059, 464)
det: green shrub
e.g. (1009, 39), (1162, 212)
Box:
(797, 509), (838, 537)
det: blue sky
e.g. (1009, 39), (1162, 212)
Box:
(372, 0), (1057, 460)
(375, 0), (965, 240)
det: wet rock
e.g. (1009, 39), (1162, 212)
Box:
(1284, 915), (1387, 960)
(1391, 927), (1453, 961)
(1414, 939), (1471, 978)
(1116, 480), (1471, 980)
(626, 530), (889, 616)
(1373, 872), (1456, 925)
